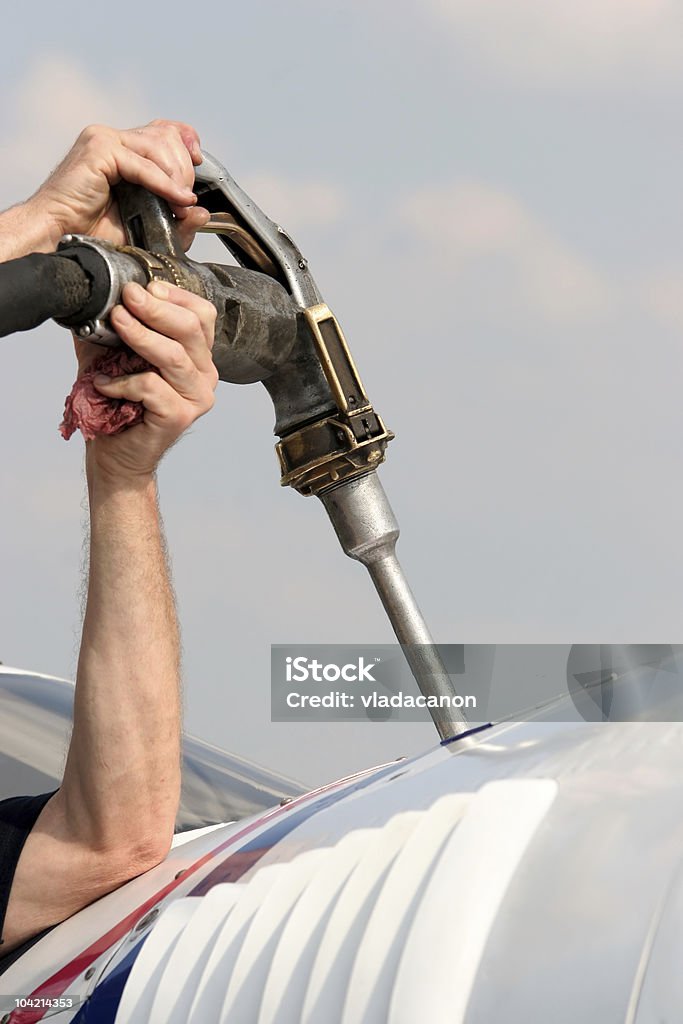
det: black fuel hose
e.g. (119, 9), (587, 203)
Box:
(0, 253), (91, 338)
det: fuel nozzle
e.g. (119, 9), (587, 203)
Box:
(191, 155), (467, 739)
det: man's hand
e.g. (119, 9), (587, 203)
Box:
(75, 281), (218, 479)
(1, 120), (209, 260)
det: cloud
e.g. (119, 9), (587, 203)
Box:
(0, 56), (144, 203)
(641, 267), (683, 333)
(426, 0), (683, 87)
(242, 172), (347, 231)
(399, 181), (611, 323)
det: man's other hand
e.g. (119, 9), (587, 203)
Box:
(79, 282), (218, 480)
(26, 120), (209, 251)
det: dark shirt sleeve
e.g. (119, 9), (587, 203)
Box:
(0, 792), (57, 975)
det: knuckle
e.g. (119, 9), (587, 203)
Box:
(157, 158), (175, 178)
(174, 306), (201, 337)
(174, 408), (195, 432)
(123, 316), (145, 340)
(193, 296), (217, 327)
(192, 313), (208, 337)
(137, 372), (159, 399)
(166, 345), (188, 372)
(150, 120), (181, 142)
(199, 386), (216, 411)
(79, 123), (108, 146)
(178, 307), (200, 332)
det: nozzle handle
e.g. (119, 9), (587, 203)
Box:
(115, 181), (185, 258)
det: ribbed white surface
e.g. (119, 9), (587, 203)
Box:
(302, 811), (423, 1024)
(255, 829), (376, 1024)
(115, 900), (201, 1024)
(340, 794), (471, 1024)
(114, 781), (555, 1024)
(188, 852), (326, 1024)
(149, 885), (241, 1024)
(389, 779), (558, 1024)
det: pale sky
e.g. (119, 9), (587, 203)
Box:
(2, 0), (683, 784)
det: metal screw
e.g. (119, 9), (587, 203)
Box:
(135, 907), (160, 932)
(79, 324), (92, 338)
(84, 966), (96, 980)
(174, 869), (186, 880)
(62, 234), (74, 245)
(298, 259), (307, 269)
(280, 796), (293, 806)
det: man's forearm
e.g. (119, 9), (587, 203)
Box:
(0, 200), (60, 262)
(62, 452), (182, 858)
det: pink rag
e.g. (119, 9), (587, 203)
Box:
(60, 348), (158, 442)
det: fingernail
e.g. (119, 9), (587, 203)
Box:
(94, 374), (111, 385)
(149, 281), (171, 298)
(126, 282), (145, 302)
(197, 207), (211, 224)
